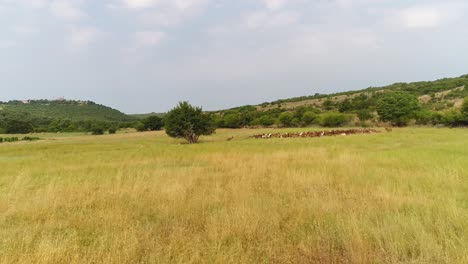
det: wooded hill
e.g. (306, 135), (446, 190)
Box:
(211, 74), (468, 128)
(0, 99), (136, 133)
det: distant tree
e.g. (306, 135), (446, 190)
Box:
(338, 99), (352, 112)
(142, 116), (164, 131)
(5, 119), (33, 134)
(376, 92), (420, 126)
(301, 111), (318, 126)
(442, 110), (464, 126)
(223, 112), (242, 128)
(135, 122), (145, 132)
(253, 115), (275, 127)
(462, 97), (468, 118)
(164, 102), (216, 143)
(323, 98), (334, 110)
(319, 113), (351, 127)
(356, 109), (373, 121)
(91, 126), (104, 135)
(279, 112), (294, 127)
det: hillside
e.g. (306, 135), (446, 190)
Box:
(130, 112), (165, 119)
(212, 74), (468, 128)
(0, 99), (134, 122)
(0, 99), (136, 133)
(240, 74), (468, 112)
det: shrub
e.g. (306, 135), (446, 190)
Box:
(109, 128), (117, 134)
(22, 136), (40, 141)
(223, 113), (242, 128)
(279, 112), (294, 127)
(356, 110), (373, 121)
(376, 92), (420, 126)
(91, 126), (105, 135)
(164, 102), (216, 144)
(301, 111), (318, 126)
(5, 120), (33, 134)
(442, 110), (464, 126)
(141, 116), (163, 131)
(319, 113), (351, 127)
(252, 115), (275, 127)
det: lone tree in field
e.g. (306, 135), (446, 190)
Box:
(164, 102), (216, 143)
(376, 92), (420, 126)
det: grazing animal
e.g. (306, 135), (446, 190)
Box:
(385, 127), (393, 133)
(227, 136), (234, 141)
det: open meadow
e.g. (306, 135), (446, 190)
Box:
(0, 128), (467, 263)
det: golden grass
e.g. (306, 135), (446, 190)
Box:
(0, 128), (467, 263)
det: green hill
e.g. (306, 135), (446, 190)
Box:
(130, 112), (165, 119)
(238, 74), (468, 112)
(0, 99), (136, 133)
(213, 74), (468, 128)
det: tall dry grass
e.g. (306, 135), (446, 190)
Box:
(0, 128), (467, 263)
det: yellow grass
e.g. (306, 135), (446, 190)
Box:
(0, 128), (467, 263)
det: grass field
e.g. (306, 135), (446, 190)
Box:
(0, 128), (467, 263)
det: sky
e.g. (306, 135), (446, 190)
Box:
(1, 0), (468, 113)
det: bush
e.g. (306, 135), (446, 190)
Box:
(356, 110), (373, 121)
(164, 102), (216, 144)
(462, 97), (468, 119)
(22, 136), (40, 141)
(279, 112), (294, 127)
(109, 128), (117, 134)
(91, 126), (105, 135)
(252, 115), (275, 127)
(141, 116), (163, 131)
(318, 113), (351, 127)
(301, 111), (318, 126)
(442, 110), (464, 126)
(376, 92), (420, 126)
(5, 120), (33, 134)
(414, 110), (442, 125)
(223, 113), (242, 128)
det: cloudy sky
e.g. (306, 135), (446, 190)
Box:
(1, 0), (467, 113)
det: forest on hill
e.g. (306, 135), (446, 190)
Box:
(1, 74), (468, 134)
(0, 99), (136, 134)
(212, 74), (468, 128)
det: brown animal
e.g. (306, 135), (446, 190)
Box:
(385, 127), (393, 132)
(227, 136), (234, 141)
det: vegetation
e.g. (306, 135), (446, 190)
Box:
(212, 74), (468, 129)
(376, 92), (420, 126)
(137, 116), (164, 132)
(164, 102), (216, 143)
(0, 128), (467, 263)
(0, 99), (136, 134)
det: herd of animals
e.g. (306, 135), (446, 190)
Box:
(226, 128), (394, 141)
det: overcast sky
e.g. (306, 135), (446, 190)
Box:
(1, 0), (467, 113)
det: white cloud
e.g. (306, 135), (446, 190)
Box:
(0, 40), (16, 49)
(243, 10), (297, 30)
(133, 31), (165, 47)
(49, 0), (86, 20)
(123, 0), (209, 26)
(123, 0), (155, 9)
(11, 25), (37, 37)
(261, 0), (287, 10)
(389, 3), (465, 30)
(67, 27), (99, 51)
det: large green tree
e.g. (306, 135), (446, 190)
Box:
(376, 92), (420, 126)
(164, 102), (215, 143)
(142, 115), (164, 131)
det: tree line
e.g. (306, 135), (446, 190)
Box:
(2, 93), (467, 143)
